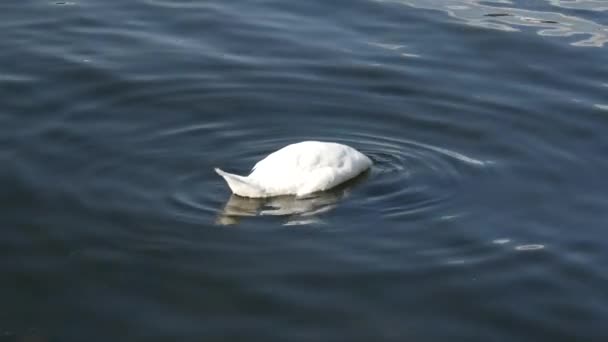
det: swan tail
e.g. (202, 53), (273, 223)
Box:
(214, 168), (265, 198)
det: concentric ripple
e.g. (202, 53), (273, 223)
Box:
(166, 125), (488, 226)
(338, 133), (488, 220)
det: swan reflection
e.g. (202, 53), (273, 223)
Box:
(216, 172), (368, 226)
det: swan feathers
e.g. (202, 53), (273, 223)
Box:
(215, 141), (372, 198)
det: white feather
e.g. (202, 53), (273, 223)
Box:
(215, 141), (372, 198)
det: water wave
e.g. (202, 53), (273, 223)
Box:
(376, 0), (608, 47)
(165, 128), (488, 226)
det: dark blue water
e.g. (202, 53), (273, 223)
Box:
(2, 0), (608, 341)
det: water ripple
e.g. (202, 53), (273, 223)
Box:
(2, 0), (607, 339)
(353, 133), (487, 220)
(165, 127), (488, 226)
(377, 0), (608, 47)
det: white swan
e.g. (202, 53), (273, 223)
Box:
(215, 141), (372, 198)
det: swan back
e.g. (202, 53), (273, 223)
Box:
(216, 141), (372, 197)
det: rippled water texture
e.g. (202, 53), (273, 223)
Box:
(2, 0), (608, 341)
(380, 0), (608, 46)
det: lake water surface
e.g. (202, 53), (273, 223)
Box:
(2, 0), (608, 341)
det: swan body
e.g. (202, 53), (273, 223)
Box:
(215, 141), (372, 198)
